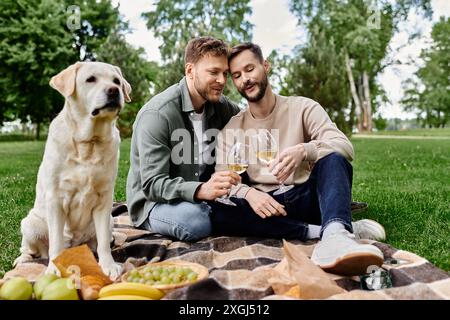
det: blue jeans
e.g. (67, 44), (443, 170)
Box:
(209, 153), (354, 241)
(141, 201), (212, 242)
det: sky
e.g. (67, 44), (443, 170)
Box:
(114, 0), (449, 120)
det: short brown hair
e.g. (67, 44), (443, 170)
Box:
(228, 42), (264, 64)
(184, 36), (229, 64)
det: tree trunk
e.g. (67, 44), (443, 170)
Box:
(349, 100), (356, 133)
(362, 71), (373, 131)
(36, 122), (40, 140)
(345, 53), (362, 132)
(358, 75), (368, 131)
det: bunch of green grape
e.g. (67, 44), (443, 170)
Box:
(126, 265), (198, 286)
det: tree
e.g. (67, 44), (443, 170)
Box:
(0, 0), (75, 139)
(96, 32), (159, 137)
(0, 0), (124, 139)
(402, 17), (450, 128)
(142, 0), (253, 101)
(62, 0), (125, 61)
(288, 0), (432, 132)
(280, 27), (352, 134)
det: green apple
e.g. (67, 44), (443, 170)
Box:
(0, 277), (33, 300)
(33, 273), (60, 300)
(41, 278), (79, 300)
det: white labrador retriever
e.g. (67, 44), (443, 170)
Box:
(14, 61), (131, 280)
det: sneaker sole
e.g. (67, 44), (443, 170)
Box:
(320, 252), (384, 276)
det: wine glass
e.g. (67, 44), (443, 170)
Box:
(216, 142), (250, 206)
(253, 129), (294, 195)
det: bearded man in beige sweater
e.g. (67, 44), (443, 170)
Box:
(209, 43), (386, 276)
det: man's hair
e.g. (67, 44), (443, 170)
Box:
(184, 36), (229, 64)
(228, 42), (264, 64)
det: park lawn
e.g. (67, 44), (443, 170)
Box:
(367, 127), (450, 137)
(351, 137), (449, 272)
(0, 136), (449, 276)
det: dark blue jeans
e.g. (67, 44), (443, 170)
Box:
(209, 152), (354, 241)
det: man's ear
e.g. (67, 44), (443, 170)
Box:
(49, 62), (82, 98)
(113, 66), (132, 103)
(263, 60), (271, 74)
(185, 63), (194, 80)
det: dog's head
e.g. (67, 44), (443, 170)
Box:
(50, 62), (132, 118)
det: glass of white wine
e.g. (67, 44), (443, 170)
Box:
(253, 129), (294, 195)
(216, 142), (249, 206)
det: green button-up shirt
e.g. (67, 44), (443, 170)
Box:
(126, 77), (241, 227)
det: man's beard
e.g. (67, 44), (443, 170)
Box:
(194, 78), (222, 103)
(238, 74), (268, 102)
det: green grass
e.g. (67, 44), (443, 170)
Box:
(368, 127), (450, 137)
(351, 138), (450, 271)
(0, 137), (449, 277)
(0, 133), (48, 142)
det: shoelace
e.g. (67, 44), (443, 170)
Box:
(327, 229), (357, 240)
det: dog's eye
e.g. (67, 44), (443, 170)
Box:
(86, 76), (96, 83)
(113, 78), (121, 85)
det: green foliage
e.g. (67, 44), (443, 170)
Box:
(95, 32), (159, 137)
(373, 115), (388, 131)
(0, 0), (75, 132)
(62, 0), (125, 60)
(280, 28), (352, 134)
(142, 0), (253, 100)
(402, 17), (450, 128)
(0, 0), (124, 138)
(287, 0), (432, 130)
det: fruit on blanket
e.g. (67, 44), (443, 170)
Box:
(33, 274), (60, 300)
(0, 277), (33, 300)
(125, 266), (198, 285)
(97, 295), (153, 300)
(41, 278), (79, 300)
(98, 282), (165, 300)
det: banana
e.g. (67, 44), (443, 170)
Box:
(98, 282), (165, 300)
(98, 295), (153, 300)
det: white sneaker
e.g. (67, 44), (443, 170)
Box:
(311, 229), (384, 276)
(352, 219), (386, 241)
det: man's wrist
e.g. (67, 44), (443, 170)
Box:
(194, 183), (205, 201)
(297, 143), (307, 161)
(302, 142), (318, 161)
(244, 187), (256, 200)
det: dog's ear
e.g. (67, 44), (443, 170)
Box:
(113, 66), (132, 103)
(50, 62), (82, 98)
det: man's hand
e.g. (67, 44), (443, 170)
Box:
(269, 144), (306, 183)
(195, 171), (241, 201)
(245, 188), (287, 218)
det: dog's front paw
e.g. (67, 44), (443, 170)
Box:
(45, 262), (61, 277)
(13, 254), (33, 266)
(100, 262), (122, 281)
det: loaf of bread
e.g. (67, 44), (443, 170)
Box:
(52, 244), (113, 300)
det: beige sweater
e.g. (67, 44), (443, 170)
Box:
(215, 95), (354, 197)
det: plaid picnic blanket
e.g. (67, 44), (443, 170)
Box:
(3, 202), (449, 300)
(109, 203), (450, 300)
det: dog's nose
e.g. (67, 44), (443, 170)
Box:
(107, 87), (120, 98)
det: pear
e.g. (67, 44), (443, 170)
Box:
(41, 278), (79, 300)
(33, 273), (59, 300)
(0, 277), (33, 300)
